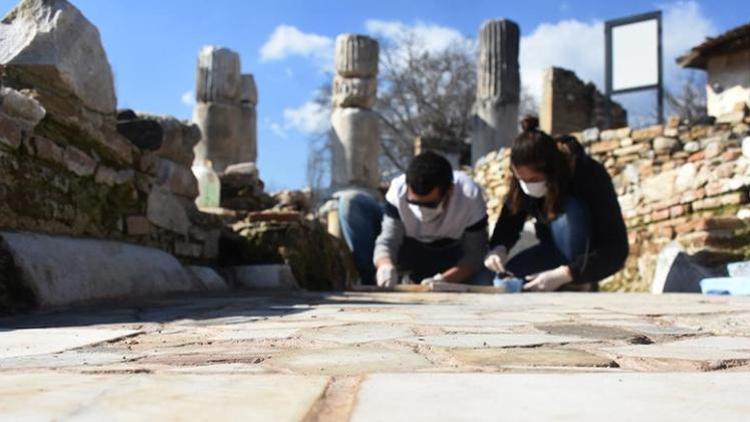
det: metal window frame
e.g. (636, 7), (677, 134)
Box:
(605, 10), (663, 124)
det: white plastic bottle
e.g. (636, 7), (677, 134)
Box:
(192, 160), (221, 208)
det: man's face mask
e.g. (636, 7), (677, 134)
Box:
(407, 193), (446, 223)
(519, 180), (548, 198)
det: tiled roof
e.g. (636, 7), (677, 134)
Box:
(677, 22), (750, 69)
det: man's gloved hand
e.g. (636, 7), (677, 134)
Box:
(376, 264), (399, 288)
(523, 266), (573, 292)
(419, 273), (444, 286)
(484, 246), (509, 273)
(420, 274), (470, 292)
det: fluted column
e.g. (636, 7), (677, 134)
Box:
(471, 19), (520, 164)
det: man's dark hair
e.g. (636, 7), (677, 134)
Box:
(406, 151), (454, 195)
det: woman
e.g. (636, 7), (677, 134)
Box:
(484, 116), (628, 292)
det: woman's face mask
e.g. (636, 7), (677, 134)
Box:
(519, 180), (548, 198)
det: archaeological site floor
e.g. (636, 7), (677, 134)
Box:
(1, 291), (749, 421)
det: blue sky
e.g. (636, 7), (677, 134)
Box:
(1, 0), (747, 190)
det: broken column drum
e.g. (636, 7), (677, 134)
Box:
(471, 19), (520, 164)
(330, 34), (380, 190)
(193, 46), (258, 173)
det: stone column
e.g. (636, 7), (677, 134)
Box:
(471, 19), (520, 164)
(193, 46), (258, 173)
(239, 74), (258, 163)
(330, 34), (380, 190)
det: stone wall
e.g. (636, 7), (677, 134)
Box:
(540, 67), (627, 136)
(0, 94), (220, 264)
(0, 0), (220, 265)
(473, 109), (750, 291)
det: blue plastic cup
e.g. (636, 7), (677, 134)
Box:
(493, 276), (524, 293)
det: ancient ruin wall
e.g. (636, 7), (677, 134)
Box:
(0, 0), (219, 264)
(540, 67), (628, 136)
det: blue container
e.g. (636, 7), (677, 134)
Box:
(700, 277), (750, 296)
(493, 276), (524, 293)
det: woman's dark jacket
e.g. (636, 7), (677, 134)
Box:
(489, 138), (629, 284)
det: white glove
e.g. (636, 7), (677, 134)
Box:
(421, 274), (470, 292)
(523, 266), (573, 292)
(376, 264), (399, 287)
(419, 273), (444, 285)
(484, 246), (509, 273)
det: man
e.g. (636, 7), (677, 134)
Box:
(373, 151), (490, 286)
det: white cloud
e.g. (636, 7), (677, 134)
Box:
(269, 121), (288, 139)
(519, 1), (716, 120)
(281, 100), (331, 135)
(181, 90), (195, 107)
(365, 19), (474, 54)
(661, 1), (716, 83)
(259, 25), (333, 65)
(520, 19), (605, 102)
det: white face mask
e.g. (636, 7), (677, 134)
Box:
(519, 180), (548, 198)
(408, 203), (444, 223)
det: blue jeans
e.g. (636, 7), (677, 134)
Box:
(506, 197), (591, 279)
(338, 191), (382, 285)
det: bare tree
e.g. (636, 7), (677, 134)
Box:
(375, 36), (476, 175)
(665, 72), (707, 123)
(305, 82), (333, 201)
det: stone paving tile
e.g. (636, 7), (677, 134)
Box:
(303, 324), (415, 344)
(0, 327), (140, 359)
(604, 336), (750, 361)
(350, 373), (750, 422)
(266, 346), (434, 375)
(210, 327), (301, 341)
(0, 373), (329, 421)
(450, 347), (618, 369)
(401, 333), (590, 348)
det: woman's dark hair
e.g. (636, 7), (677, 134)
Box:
(507, 116), (571, 220)
(406, 151), (454, 195)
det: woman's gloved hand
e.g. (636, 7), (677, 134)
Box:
(376, 264), (399, 287)
(523, 266), (573, 292)
(484, 246), (509, 273)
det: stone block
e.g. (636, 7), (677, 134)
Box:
(95, 166), (134, 186)
(156, 159), (199, 199)
(332, 75), (377, 108)
(631, 125), (663, 141)
(196, 46), (241, 104)
(240, 74), (258, 105)
(590, 139), (620, 154)
(653, 137), (679, 153)
(125, 216), (151, 236)
(192, 102), (245, 172)
(136, 113), (201, 166)
(0, 231), (199, 307)
(0, 0), (117, 114)
(0, 87), (45, 126)
(0, 114), (22, 149)
(335, 34), (379, 78)
(147, 186), (191, 235)
(63, 146), (97, 176)
(581, 127), (599, 143)
(31, 136), (63, 164)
